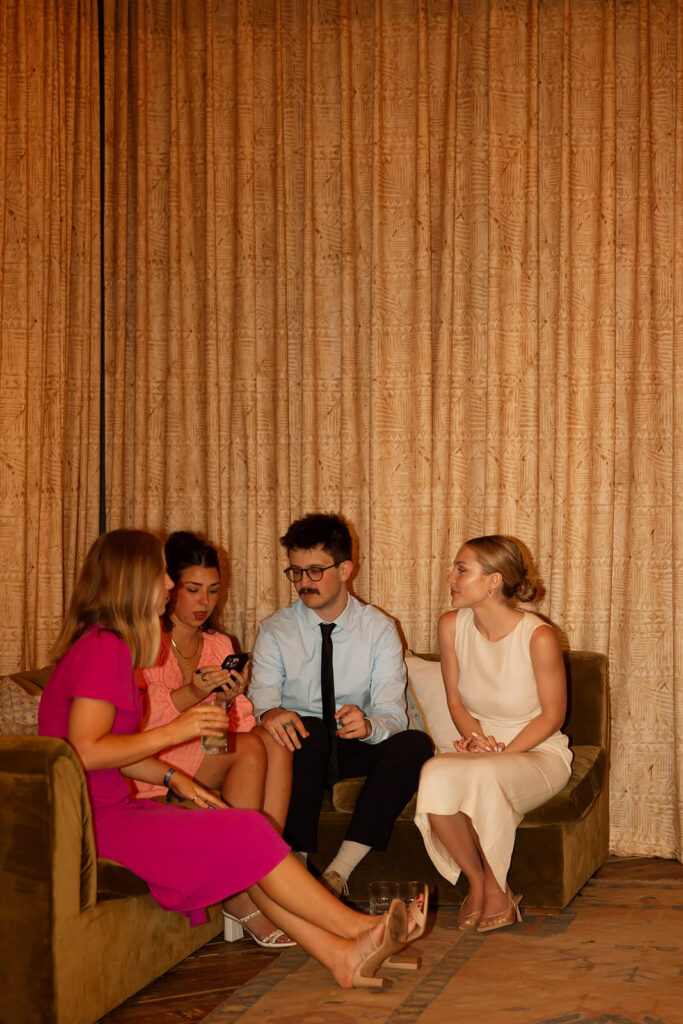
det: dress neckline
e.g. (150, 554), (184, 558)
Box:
(471, 610), (525, 644)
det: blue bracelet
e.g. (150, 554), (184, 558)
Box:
(163, 767), (176, 789)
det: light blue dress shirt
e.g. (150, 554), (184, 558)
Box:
(250, 594), (408, 744)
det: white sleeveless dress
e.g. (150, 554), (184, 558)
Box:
(414, 608), (573, 890)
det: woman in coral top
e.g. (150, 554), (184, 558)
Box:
(137, 530), (293, 946)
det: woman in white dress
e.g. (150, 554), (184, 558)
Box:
(414, 536), (572, 932)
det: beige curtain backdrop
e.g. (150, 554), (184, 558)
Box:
(0, 0), (101, 673)
(0, 0), (676, 859)
(103, 0), (682, 861)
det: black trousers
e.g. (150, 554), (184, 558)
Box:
(283, 716), (433, 852)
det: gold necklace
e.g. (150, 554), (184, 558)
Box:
(169, 631), (200, 661)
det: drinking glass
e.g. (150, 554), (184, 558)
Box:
(201, 691), (229, 755)
(368, 880), (399, 915)
(400, 880), (424, 907)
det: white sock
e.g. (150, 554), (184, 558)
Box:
(325, 840), (371, 881)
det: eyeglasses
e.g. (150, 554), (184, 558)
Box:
(283, 561), (343, 583)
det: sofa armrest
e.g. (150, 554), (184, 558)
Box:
(0, 736), (98, 913)
(0, 736), (99, 1020)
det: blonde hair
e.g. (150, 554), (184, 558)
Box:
(465, 535), (537, 603)
(51, 529), (165, 668)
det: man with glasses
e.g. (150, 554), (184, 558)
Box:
(250, 513), (432, 896)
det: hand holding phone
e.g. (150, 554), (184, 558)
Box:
(211, 652), (250, 694)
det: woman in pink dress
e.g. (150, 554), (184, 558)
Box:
(136, 532), (292, 945)
(38, 529), (425, 989)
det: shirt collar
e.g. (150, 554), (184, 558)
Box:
(298, 592), (358, 633)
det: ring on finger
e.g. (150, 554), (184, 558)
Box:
(283, 721), (293, 730)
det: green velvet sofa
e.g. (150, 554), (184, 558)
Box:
(0, 734), (222, 1024)
(310, 650), (610, 910)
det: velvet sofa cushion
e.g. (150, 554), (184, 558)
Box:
(10, 665), (53, 696)
(518, 745), (605, 825)
(97, 858), (151, 899)
(331, 778), (418, 819)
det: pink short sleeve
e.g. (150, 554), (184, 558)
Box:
(39, 627), (138, 741)
(71, 629), (138, 710)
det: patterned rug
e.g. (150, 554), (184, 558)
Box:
(200, 882), (682, 1024)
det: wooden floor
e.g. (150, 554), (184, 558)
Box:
(98, 856), (683, 1024)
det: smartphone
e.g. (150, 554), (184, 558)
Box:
(212, 651), (250, 692)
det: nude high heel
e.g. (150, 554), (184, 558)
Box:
(385, 884), (429, 970)
(351, 898), (408, 989)
(476, 887), (523, 933)
(405, 884), (429, 943)
(456, 904), (483, 931)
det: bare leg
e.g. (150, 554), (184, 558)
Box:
(429, 812), (508, 917)
(462, 815), (507, 916)
(195, 731), (267, 809)
(429, 811), (485, 913)
(254, 725), (292, 833)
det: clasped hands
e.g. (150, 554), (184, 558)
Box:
(262, 704), (371, 752)
(453, 731), (505, 753)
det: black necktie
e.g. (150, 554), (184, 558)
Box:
(320, 622), (338, 786)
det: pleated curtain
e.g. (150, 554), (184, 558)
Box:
(0, 0), (101, 669)
(1, 0), (681, 860)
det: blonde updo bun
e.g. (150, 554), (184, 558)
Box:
(464, 535), (538, 603)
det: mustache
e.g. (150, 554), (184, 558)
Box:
(300, 587), (320, 595)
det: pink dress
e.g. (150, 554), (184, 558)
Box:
(38, 627), (289, 925)
(136, 630), (256, 799)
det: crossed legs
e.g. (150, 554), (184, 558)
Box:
(248, 853), (410, 987)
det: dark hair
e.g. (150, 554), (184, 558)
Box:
(163, 531), (221, 632)
(465, 535), (537, 603)
(280, 513), (352, 563)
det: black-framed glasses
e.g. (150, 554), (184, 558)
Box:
(283, 561), (343, 583)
